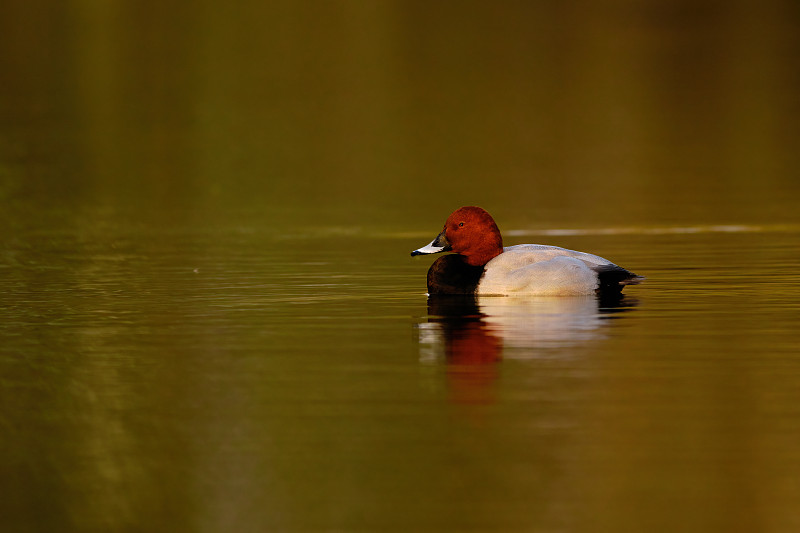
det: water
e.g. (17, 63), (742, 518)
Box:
(3, 219), (799, 532)
(2, 2), (800, 532)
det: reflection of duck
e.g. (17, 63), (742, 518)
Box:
(411, 206), (643, 296)
(421, 296), (502, 365)
(479, 296), (611, 350)
(420, 295), (637, 358)
(417, 296), (501, 405)
(417, 295), (636, 404)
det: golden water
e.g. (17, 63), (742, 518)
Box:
(2, 2), (799, 532)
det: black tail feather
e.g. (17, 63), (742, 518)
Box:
(595, 264), (644, 297)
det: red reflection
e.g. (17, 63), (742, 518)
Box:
(426, 296), (502, 405)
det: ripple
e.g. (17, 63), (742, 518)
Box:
(504, 224), (800, 237)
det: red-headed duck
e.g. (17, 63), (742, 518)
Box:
(411, 206), (643, 296)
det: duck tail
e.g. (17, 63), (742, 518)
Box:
(620, 274), (646, 285)
(594, 264), (644, 297)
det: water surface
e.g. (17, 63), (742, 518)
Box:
(2, 2), (800, 532)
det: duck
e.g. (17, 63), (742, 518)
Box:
(411, 206), (643, 297)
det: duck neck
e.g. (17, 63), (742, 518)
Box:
(462, 246), (502, 267)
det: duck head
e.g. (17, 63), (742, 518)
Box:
(411, 206), (504, 266)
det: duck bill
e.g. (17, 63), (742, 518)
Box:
(411, 229), (451, 256)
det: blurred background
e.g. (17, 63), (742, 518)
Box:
(2, 2), (800, 533)
(2, 0), (798, 232)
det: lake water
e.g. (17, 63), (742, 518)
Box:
(2, 2), (800, 532)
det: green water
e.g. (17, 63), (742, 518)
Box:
(2, 2), (800, 532)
